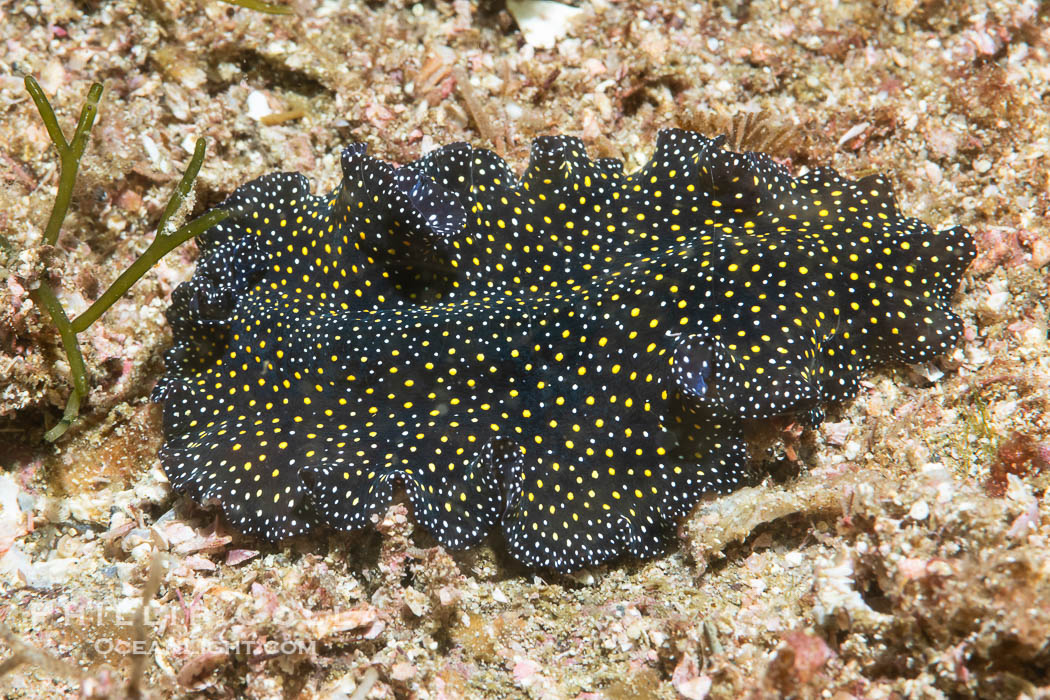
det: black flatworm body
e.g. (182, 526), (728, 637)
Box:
(154, 129), (974, 571)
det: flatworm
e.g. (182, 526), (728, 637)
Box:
(154, 129), (975, 571)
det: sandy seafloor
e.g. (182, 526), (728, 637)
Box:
(1, 0), (1049, 697)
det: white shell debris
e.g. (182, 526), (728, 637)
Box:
(837, 122), (870, 148)
(506, 0), (584, 49)
(247, 90), (273, 121)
